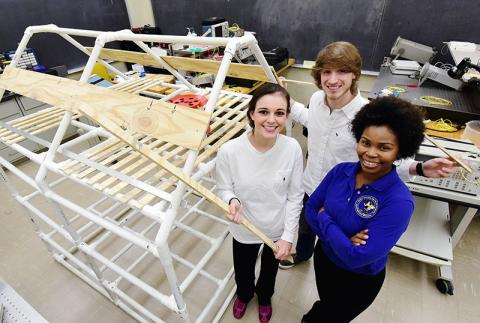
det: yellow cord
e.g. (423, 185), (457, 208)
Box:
(228, 24), (241, 32)
(459, 167), (480, 184)
(425, 118), (458, 132)
(420, 95), (452, 106)
(385, 86), (406, 93)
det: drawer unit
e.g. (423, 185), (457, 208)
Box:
(0, 98), (21, 119)
(0, 140), (40, 163)
(0, 113), (23, 150)
(17, 96), (48, 112)
(0, 94), (71, 163)
(24, 105), (78, 143)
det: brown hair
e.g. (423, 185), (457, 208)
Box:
(311, 41), (362, 94)
(247, 83), (291, 128)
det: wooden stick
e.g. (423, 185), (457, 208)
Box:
(87, 47), (273, 82)
(424, 134), (472, 173)
(282, 78), (315, 86)
(77, 103), (292, 261)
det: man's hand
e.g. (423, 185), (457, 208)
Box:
(421, 158), (458, 178)
(350, 229), (369, 246)
(278, 76), (296, 107)
(278, 76), (288, 89)
(274, 240), (292, 260)
(227, 198), (243, 224)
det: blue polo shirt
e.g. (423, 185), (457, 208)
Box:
(305, 162), (414, 275)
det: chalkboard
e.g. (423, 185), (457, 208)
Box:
(0, 0), (130, 70)
(372, 0), (480, 69)
(152, 0), (479, 71)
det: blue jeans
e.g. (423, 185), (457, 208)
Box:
(296, 193), (316, 261)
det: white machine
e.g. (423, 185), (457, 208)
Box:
(201, 17), (229, 38)
(390, 36), (436, 64)
(397, 137), (480, 295)
(389, 59), (421, 75)
(418, 62), (464, 90)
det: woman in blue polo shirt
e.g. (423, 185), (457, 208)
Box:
(301, 96), (427, 323)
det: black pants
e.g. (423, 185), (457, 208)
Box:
(232, 238), (280, 306)
(303, 242), (386, 323)
(296, 193), (317, 261)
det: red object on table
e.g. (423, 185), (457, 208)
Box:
(169, 94), (208, 109)
(168, 94), (211, 133)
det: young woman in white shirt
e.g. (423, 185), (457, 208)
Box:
(215, 83), (303, 322)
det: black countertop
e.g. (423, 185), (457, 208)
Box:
(369, 66), (480, 124)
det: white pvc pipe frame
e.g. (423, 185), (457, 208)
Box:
(0, 24), (275, 322)
(0, 139), (234, 322)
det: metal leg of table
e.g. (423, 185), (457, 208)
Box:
(449, 204), (478, 248)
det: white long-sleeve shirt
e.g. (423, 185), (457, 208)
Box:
(290, 90), (412, 196)
(215, 130), (304, 244)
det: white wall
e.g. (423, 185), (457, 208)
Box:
(124, 0), (155, 28)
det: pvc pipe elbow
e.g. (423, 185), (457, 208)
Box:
(25, 24), (58, 36)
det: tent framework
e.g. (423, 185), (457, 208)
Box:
(0, 25), (279, 322)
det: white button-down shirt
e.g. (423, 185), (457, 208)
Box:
(290, 90), (411, 195)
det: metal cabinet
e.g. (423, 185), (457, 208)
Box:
(0, 94), (77, 163)
(16, 96), (77, 144)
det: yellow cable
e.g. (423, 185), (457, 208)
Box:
(425, 118), (458, 132)
(385, 86), (406, 93)
(420, 95), (452, 106)
(460, 167), (480, 184)
(228, 23), (241, 32)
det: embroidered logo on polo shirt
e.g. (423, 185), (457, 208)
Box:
(355, 195), (378, 219)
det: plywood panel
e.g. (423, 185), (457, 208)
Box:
(0, 67), (211, 150)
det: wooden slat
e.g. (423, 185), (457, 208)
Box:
(88, 137), (162, 187)
(93, 156), (146, 188)
(76, 141), (140, 180)
(163, 56), (273, 82)
(77, 102), (228, 211)
(4, 115), (69, 144)
(67, 141), (127, 175)
(0, 106), (61, 135)
(103, 141), (185, 196)
(87, 47), (273, 82)
(111, 75), (153, 90)
(131, 79), (167, 94)
(126, 156), (190, 205)
(209, 100), (248, 131)
(92, 156), (144, 189)
(196, 120), (248, 165)
(61, 139), (122, 174)
(0, 67), (211, 150)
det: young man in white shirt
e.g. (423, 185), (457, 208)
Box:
(279, 41), (456, 269)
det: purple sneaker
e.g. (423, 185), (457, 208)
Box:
(258, 304), (272, 323)
(232, 297), (248, 319)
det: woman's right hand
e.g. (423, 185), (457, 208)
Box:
(227, 198), (243, 224)
(350, 229), (369, 246)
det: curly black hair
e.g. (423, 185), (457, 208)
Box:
(351, 96), (425, 159)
